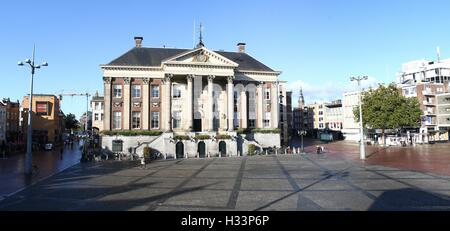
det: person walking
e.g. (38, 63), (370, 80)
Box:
(140, 156), (146, 169)
(1, 140), (6, 159)
(60, 147), (64, 160)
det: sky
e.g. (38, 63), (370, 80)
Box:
(1, 0), (450, 118)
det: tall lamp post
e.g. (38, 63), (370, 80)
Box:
(298, 130), (307, 154)
(18, 46), (48, 175)
(350, 76), (368, 160)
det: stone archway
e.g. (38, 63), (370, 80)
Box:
(219, 141), (227, 157)
(176, 142), (184, 159)
(198, 141), (206, 158)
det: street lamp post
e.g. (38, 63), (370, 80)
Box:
(18, 46), (48, 175)
(350, 76), (368, 160)
(298, 130), (307, 154)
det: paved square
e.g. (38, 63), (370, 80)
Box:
(1, 154), (450, 211)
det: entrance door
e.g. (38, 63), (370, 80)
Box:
(219, 141), (227, 157)
(176, 142), (184, 159)
(193, 119), (202, 132)
(198, 141), (206, 158)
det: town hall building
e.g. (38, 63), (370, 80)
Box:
(100, 36), (288, 158)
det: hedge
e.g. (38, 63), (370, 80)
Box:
(174, 135), (190, 140)
(237, 128), (281, 134)
(100, 130), (163, 136)
(216, 134), (232, 140)
(194, 135), (211, 140)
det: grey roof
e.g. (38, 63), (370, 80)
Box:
(106, 47), (275, 72)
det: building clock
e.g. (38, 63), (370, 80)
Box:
(194, 51), (208, 62)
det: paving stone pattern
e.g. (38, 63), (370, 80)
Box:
(1, 154), (450, 211)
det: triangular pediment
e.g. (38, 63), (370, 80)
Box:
(162, 47), (238, 67)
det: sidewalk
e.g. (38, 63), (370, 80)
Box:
(0, 143), (82, 200)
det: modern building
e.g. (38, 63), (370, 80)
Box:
(324, 99), (343, 131)
(0, 101), (6, 142)
(308, 102), (325, 130)
(91, 92), (104, 132)
(396, 58), (450, 85)
(100, 36), (285, 158)
(436, 93), (450, 140)
(1, 98), (21, 143)
(342, 91), (360, 141)
(21, 94), (64, 144)
(399, 81), (449, 142)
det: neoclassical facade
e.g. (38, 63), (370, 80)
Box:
(100, 37), (287, 157)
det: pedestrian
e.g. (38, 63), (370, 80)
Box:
(141, 156), (146, 169)
(60, 147), (64, 160)
(316, 146), (321, 154)
(1, 140), (5, 159)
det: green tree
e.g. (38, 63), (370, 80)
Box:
(354, 83), (421, 145)
(64, 113), (81, 131)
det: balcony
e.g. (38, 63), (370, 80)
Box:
(422, 90), (435, 96)
(423, 100), (435, 106)
(423, 110), (436, 116)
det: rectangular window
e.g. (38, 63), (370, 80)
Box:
(151, 85), (159, 98)
(265, 88), (270, 100)
(101, 113), (104, 121)
(234, 91), (238, 112)
(132, 85), (141, 98)
(94, 113), (99, 121)
(173, 111), (181, 129)
(113, 85), (122, 98)
(36, 102), (49, 116)
(173, 85), (181, 98)
(249, 119), (256, 128)
(132, 112), (141, 129)
(113, 112), (121, 129)
(151, 112), (159, 129)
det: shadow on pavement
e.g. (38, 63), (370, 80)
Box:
(368, 188), (450, 211)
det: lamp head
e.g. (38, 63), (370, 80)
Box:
(363, 76), (369, 80)
(41, 62), (48, 67)
(18, 61), (24, 66)
(350, 77), (356, 81)
(25, 59), (31, 64)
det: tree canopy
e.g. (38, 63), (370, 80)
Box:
(64, 113), (81, 131)
(354, 83), (421, 132)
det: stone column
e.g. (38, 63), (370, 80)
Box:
(227, 76), (234, 131)
(256, 82), (264, 128)
(207, 75), (215, 131)
(123, 77), (131, 130)
(103, 77), (112, 131)
(186, 75), (193, 131)
(271, 82), (279, 128)
(142, 78), (150, 130)
(163, 74), (173, 132)
(240, 87), (247, 129)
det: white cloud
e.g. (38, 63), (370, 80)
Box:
(286, 76), (382, 107)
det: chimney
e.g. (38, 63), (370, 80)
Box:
(237, 42), (246, 53)
(134, 36), (143, 48)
